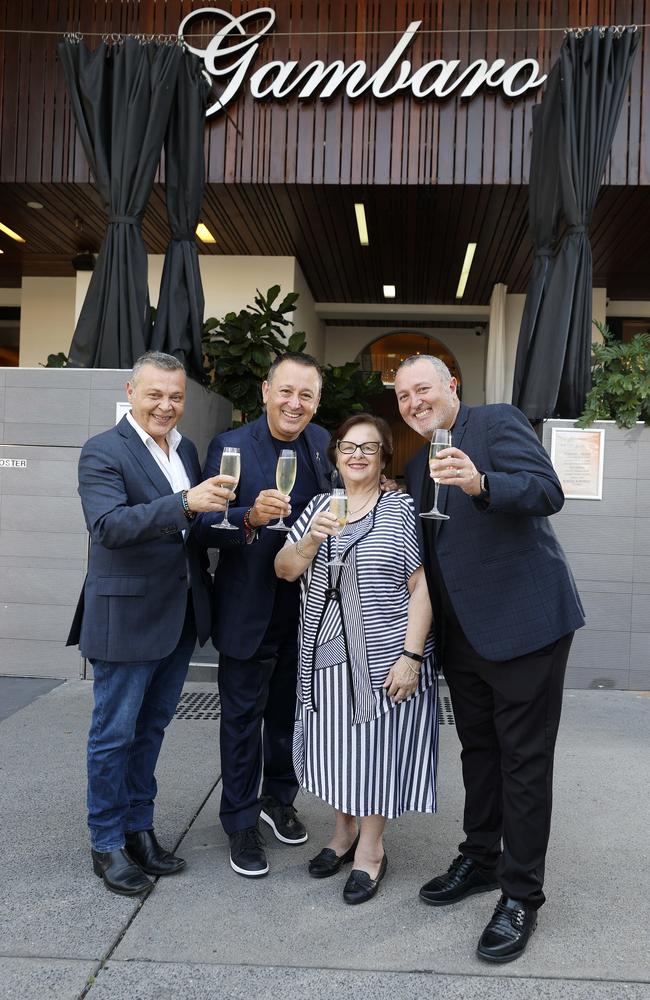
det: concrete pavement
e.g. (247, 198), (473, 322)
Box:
(0, 679), (648, 1000)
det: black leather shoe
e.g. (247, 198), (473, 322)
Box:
(342, 854), (387, 905)
(419, 854), (499, 906)
(229, 826), (269, 878)
(308, 835), (360, 878)
(124, 829), (186, 876)
(260, 796), (308, 844)
(91, 848), (153, 896)
(477, 895), (538, 963)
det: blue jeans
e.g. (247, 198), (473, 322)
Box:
(87, 601), (195, 852)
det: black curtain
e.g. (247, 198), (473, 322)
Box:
(513, 26), (640, 420)
(150, 50), (211, 382)
(58, 37), (182, 368)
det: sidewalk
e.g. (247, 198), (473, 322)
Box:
(1, 679), (648, 1000)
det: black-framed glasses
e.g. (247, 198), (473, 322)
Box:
(336, 440), (382, 456)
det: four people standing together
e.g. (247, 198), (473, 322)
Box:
(70, 348), (583, 964)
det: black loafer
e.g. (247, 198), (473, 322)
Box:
(124, 829), (186, 876)
(308, 835), (360, 878)
(91, 848), (153, 896)
(420, 855), (499, 906)
(342, 854), (387, 905)
(477, 895), (538, 963)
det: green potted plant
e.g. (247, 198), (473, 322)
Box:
(201, 285), (306, 424)
(202, 286), (384, 429)
(578, 321), (650, 429)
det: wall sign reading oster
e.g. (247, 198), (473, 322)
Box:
(178, 7), (548, 117)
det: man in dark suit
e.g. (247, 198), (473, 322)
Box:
(394, 355), (585, 963)
(68, 352), (235, 897)
(193, 353), (332, 878)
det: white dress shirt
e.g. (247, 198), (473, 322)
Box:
(126, 411), (192, 583)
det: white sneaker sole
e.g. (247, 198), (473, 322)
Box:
(229, 855), (269, 878)
(260, 810), (309, 845)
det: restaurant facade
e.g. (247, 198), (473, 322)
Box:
(0, 0), (648, 689)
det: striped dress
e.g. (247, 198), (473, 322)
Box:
(288, 491), (439, 818)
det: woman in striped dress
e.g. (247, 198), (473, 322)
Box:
(275, 413), (437, 905)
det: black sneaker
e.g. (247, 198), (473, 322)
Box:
(229, 826), (269, 878)
(477, 895), (538, 963)
(259, 796), (308, 844)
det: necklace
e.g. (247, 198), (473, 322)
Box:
(347, 487), (380, 515)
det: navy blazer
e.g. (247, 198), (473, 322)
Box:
(406, 403), (585, 661)
(67, 415), (212, 661)
(193, 414), (333, 660)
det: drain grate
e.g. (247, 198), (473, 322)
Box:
(439, 694), (455, 726)
(175, 690), (455, 725)
(175, 690), (220, 720)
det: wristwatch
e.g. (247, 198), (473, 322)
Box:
(477, 472), (490, 500)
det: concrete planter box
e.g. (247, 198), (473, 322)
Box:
(543, 419), (649, 691)
(0, 367), (230, 681)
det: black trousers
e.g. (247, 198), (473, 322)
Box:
(443, 618), (574, 910)
(217, 608), (300, 836)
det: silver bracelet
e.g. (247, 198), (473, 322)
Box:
(295, 538), (312, 560)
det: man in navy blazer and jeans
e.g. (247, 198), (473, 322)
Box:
(395, 355), (585, 964)
(68, 352), (235, 897)
(194, 353), (332, 878)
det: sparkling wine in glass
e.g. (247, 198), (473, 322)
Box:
(213, 446), (240, 531)
(420, 429), (451, 520)
(267, 449), (297, 532)
(327, 488), (348, 566)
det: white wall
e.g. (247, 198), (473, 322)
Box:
(291, 260), (325, 360)
(19, 277), (76, 367)
(324, 325), (488, 405)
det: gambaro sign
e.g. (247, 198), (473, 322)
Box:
(178, 7), (548, 117)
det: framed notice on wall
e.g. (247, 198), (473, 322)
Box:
(550, 427), (605, 500)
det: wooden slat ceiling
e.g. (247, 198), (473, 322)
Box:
(0, 181), (648, 302)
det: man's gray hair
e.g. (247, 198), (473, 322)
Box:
(396, 354), (453, 382)
(130, 352), (185, 385)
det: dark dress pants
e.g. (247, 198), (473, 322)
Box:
(217, 610), (300, 835)
(443, 618), (573, 910)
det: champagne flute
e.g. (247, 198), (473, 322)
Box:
(267, 448), (297, 532)
(213, 446), (240, 531)
(420, 429), (452, 520)
(327, 488), (348, 566)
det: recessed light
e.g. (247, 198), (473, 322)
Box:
(354, 203), (369, 246)
(0, 221), (26, 243)
(455, 243), (477, 298)
(195, 223), (216, 244)
(26, 201), (44, 210)
(383, 284), (396, 298)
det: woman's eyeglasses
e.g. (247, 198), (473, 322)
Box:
(336, 440), (381, 456)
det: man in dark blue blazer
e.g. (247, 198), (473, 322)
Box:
(395, 355), (585, 964)
(194, 353), (332, 878)
(68, 352), (235, 897)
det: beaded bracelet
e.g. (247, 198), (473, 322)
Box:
(181, 489), (194, 520)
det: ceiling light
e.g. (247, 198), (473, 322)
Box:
(195, 223), (216, 244)
(0, 222), (26, 243)
(26, 201), (44, 210)
(383, 284), (396, 298)
(354, 203), (369, 246)
(455, 242), (477, 298)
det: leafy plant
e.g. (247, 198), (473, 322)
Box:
(42, 352), (69, 368)
(578, 321), (650, 429)
(316, 362), (385, 431)
(201, 285), (306, 423)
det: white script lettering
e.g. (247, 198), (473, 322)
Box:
(178, 7), (548, 115)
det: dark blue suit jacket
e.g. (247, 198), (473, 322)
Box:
(406, 403), (585, 661)
(193, 414), (332, 660)
(67, 415), (212, 661)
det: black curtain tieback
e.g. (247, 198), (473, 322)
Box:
(172, 233), (195, 242)
(566, 224), (587, 235)
(536, 244), (556, 257)
(107, 215), (141, 225)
